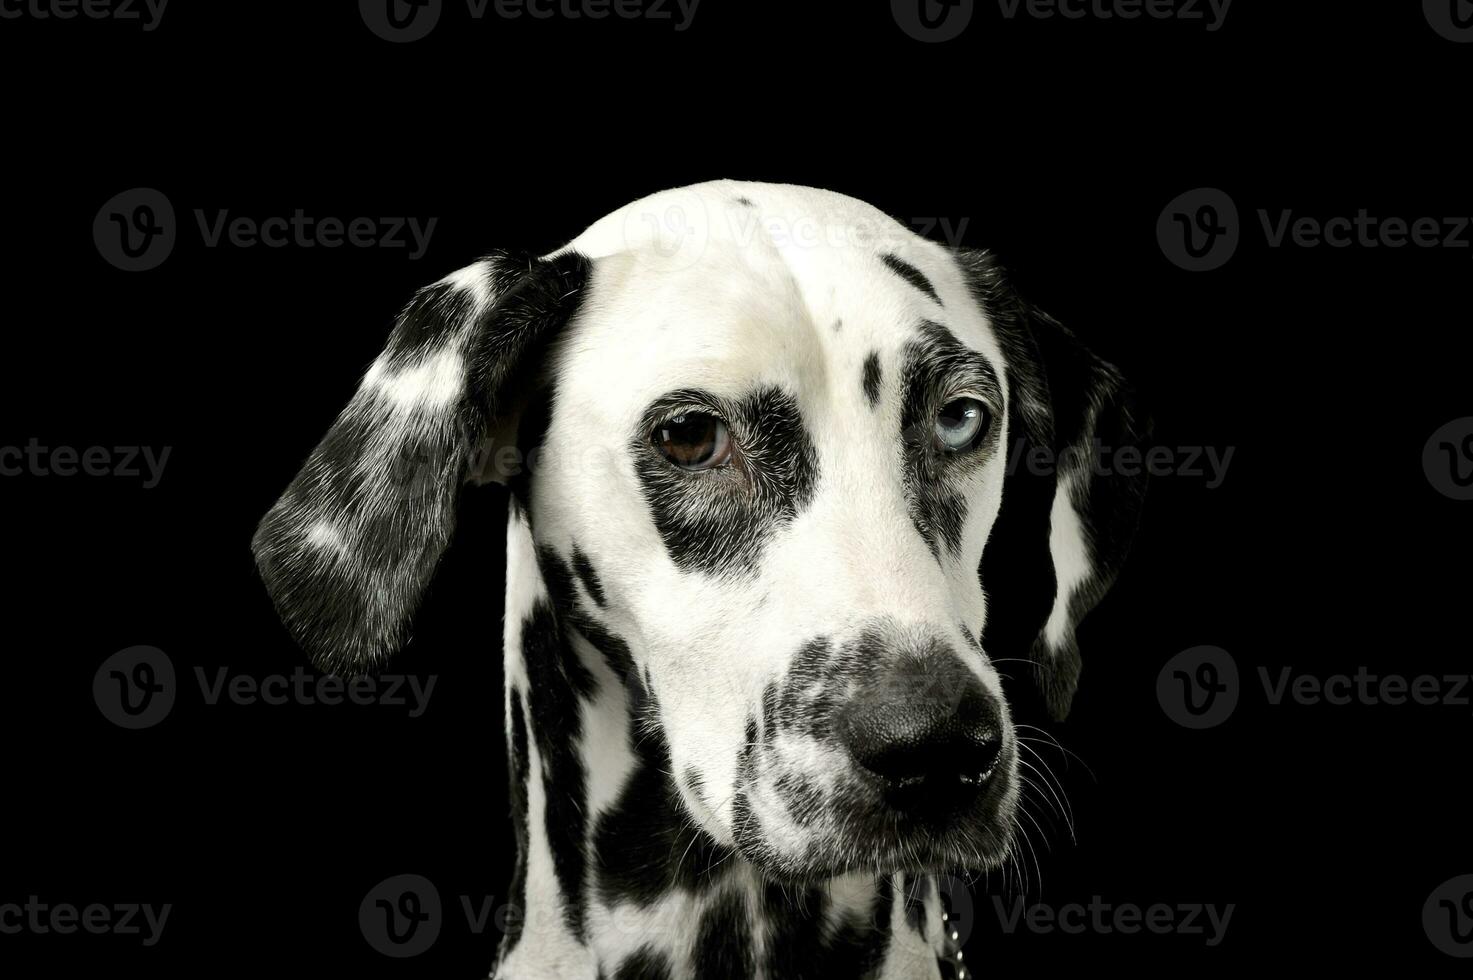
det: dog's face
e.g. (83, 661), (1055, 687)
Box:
(252, 182), (1146, 883)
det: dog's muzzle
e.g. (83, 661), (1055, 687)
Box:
(838, 651), (1005, 819)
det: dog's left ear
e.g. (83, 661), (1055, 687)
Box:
(251, 250), (590, 675)
(960, 250), (1150, 721)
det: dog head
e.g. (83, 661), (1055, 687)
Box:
(252, 181), (1146, 881)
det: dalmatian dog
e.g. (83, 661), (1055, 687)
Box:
(252, 181), (1147, 979)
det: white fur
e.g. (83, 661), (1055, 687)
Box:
(1042, 470), (1091, 652)
(363, 347), (465, 413)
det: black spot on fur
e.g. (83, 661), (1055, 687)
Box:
(593, 695), (736, 907)
(634, 386), (818, 575)
(862, 352), (883, 407)
(572, 614), (635, 684)
(902, 874), (933, 935)
(684, 766), (706, 804)
(496, 690), (532, 965)
(764, 883), (822, 968)
(763, 883), (889, 979)
(774, 637), (850, 738)
(734, 196), (755, 208)
(832, 318), (843, 333)
(882, 253), (942, 305)
(693, 889), (755, 980)
(571, 547), (607, 607)
(537, 544), (634, 683)
(614, 947), (673, 980)
(871, 875), (897, 958)
(759, 884), (825, 979)
(379, 281), (475, 369)
(532, 548), (598, 697)
(519, 599), (591, 941)
(898, 320), (1003, 560)
(760, 683), (778, 743)
(773, 771), (823, 827)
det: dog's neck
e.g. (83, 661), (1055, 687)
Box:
(494, 505), (961, 980)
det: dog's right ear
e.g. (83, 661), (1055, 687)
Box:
(251, 250), (590, 675)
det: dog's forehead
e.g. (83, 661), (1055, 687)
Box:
(551, 181), (1007, 414)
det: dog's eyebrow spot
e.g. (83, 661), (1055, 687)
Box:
(913, 319), (1003, 404)
(881, 253), (942, 306)
(862, 352), (883, 408)
(570, 547), (606, 608)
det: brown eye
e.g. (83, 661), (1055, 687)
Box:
(653, 412), (732, 470)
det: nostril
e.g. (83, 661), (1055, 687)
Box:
(956, 726), (1004, 784)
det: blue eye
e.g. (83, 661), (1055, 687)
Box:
(934, 398), (989, 452)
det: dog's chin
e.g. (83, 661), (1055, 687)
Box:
(733, 782), (1017, 884)
(737, 831), (1013, 885)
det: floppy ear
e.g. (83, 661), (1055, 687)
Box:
(251, 250), (591, 674)
(961, 249), (1150, 721)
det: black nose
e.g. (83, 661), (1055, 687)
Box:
(839, 654), (1004, 807)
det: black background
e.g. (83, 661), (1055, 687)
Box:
(2, 0), (1469, 975)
